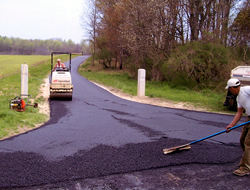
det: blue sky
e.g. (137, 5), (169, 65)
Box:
(0, 0), (85, 44)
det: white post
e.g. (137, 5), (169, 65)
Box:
(21, 63), (28, 97)
(137, 69), (146, 96)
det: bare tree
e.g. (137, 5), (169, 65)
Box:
(229, 1), (250, 63)
(83, 0), (245, 80)
(81, 0), (100, 66)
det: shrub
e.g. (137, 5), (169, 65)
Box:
(162, 42), (240, 90)
(97, 48), (114, 68)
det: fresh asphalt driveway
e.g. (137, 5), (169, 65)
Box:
(0, 56), (249, 189)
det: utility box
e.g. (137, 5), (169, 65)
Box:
(137, 69), (146, 96)
(21, 63), (28, 97)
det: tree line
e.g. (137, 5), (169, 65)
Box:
(0, 36), (91, 55)
(82, 0), (250, 88)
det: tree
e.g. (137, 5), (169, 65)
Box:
(81, 0), (100, 66)
(96, 0), (125, 69)
(80, 0), (246, 81)
(229, 1), (250, 63)
(0, 36), (85, 55)
(80, 40), (91, 55)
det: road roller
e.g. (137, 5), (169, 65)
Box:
(49, 52), (73, 100)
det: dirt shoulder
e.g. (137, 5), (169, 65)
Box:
(36, 77), (50, 118)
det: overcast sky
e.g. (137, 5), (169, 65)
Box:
(0, 0), (85, 44)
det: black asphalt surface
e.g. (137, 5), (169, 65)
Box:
(0, 56), (250, 189)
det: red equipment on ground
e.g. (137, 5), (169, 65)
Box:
(9, 94), (38, 112)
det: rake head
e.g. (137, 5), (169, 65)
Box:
(163, 143), (191, 154)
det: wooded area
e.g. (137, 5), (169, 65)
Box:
(82, 0), (250, 87)
(0, 37), (90, 55)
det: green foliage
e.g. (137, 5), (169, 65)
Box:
(162, 42), (239, 91)
(97, 48), (114, 68)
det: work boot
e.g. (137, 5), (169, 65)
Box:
(233, 167), (250, 176)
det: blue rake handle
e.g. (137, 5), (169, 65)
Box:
(189, 120), (250, 145)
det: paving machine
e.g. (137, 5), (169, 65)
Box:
(224, 66), (250, 110)
(50, 52), (73, 100)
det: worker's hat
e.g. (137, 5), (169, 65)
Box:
(225, 78), (241, 89)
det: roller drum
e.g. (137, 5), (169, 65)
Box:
(49, 93), (72, 100)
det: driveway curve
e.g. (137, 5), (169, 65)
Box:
(0, 56), (249, 189)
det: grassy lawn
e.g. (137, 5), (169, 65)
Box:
(78, 57), (233, 114)
(0, 54), (70, 140)
(0, 55), (50, 78)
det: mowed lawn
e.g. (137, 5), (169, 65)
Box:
(0, 54), (76, 140)
(0, 55), (51, 139)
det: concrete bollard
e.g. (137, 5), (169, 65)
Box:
(137, 69), (146, 96)
(21, 63), (28, 97)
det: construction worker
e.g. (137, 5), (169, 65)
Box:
(226, 78), (250, 176)
(54, 59), (66, 70)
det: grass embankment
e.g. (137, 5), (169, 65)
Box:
(0, 55), (70, 140)
(78, 57), (232, 114)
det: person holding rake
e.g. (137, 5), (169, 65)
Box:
(226, 78), (250, 176)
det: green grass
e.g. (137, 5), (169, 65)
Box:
(78, 57), (232, 113)
(0, 54), (73, 140)
(145, 82), (227, 112)
(0, 55), (50, 78)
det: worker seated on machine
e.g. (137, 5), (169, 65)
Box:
(53, 59), (68, 71)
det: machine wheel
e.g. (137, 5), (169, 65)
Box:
(49, 93), (72, 100)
